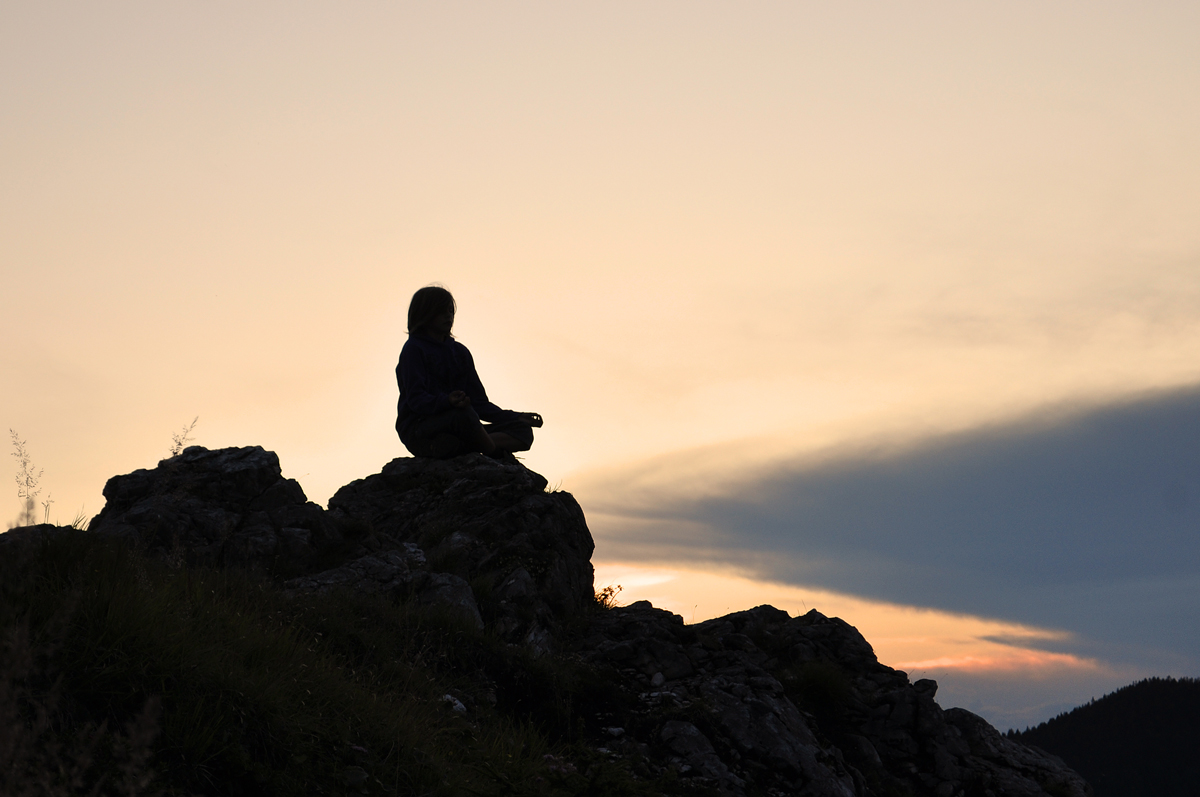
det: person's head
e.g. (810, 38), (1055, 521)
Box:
(407, 285), (456, 339)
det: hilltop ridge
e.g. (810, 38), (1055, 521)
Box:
(1, 446), (1091, 796)
(1013, 677), (1200, 796)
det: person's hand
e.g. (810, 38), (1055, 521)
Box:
(448, 391), (471, 408)
(520, 412), (543, 428)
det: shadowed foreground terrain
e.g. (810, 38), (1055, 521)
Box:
(1012, 677), (1200, 797)
(0, 446), (1090, 796)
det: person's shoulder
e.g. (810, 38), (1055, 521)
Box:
(399, 334), (432, 358)
(401, 335), (464, 357)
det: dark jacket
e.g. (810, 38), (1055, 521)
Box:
(395, 334), (517, 437)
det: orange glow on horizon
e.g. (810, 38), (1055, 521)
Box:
(592, 561), (1101, 680)
(894, 651), (1100, 675)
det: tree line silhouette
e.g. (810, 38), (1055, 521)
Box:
(1010, 676), (1200, 796)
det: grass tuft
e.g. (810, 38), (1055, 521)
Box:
(593, 585), (622, 611)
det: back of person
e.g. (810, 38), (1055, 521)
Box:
(395, 286), (541, 459)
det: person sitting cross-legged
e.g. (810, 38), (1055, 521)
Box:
(395, 285), (542, 459)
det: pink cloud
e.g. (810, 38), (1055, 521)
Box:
(896, 649), (1100, 674)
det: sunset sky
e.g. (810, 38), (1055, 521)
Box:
(4, 1), (1199, 730)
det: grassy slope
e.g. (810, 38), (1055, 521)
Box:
(0, 531), (699, 797)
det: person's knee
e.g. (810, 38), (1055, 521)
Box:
(508, 425), (534, 452)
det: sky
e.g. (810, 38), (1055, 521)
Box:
(3, 1), (1199, 730)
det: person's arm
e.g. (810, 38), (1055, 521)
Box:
(397, 343), (452, 416)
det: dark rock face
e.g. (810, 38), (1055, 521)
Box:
(579, 601), (857, 795)
(89, 446), (348, 575)
(327, 455), (594, 650)
(78, 445), (1089, 796)
(89, 447), (594, 647)
(943, 708), (1092, 796)
(578, 602), (1090, 796)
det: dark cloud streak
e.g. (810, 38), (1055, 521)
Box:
(599, 386), (1200, 669)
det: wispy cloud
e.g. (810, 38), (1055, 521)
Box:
(894, 651), (1099, 675)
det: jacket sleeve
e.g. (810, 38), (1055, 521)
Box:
(397, 344), (451, 416)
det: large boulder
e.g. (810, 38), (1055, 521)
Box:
(89, 446), (352, 575)
(327, 454), (595, 650)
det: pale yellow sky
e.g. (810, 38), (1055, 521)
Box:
(4, 1), (1199, 727)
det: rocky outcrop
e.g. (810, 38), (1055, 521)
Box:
(578, 601), (858, 796)
(88, 446), (351, 575)
(576, 602), (1090, 797)
(326, 455), (594, 650)
(944, 708), (1092, 797)
(88, 446), (594, 648)
(77, 445), (1089, 796)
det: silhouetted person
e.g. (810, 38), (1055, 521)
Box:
(396, 286), (542, 459)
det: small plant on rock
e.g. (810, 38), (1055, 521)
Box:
(8, 429), (43, 528)
(168, 417), (198, 457)
(595, 584), (623, 610)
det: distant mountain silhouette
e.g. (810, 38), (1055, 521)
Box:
(1012, 676), (1200, 796)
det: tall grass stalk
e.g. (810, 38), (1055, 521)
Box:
(8, 430), (42, 528)
(169, 418), (198, 458)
